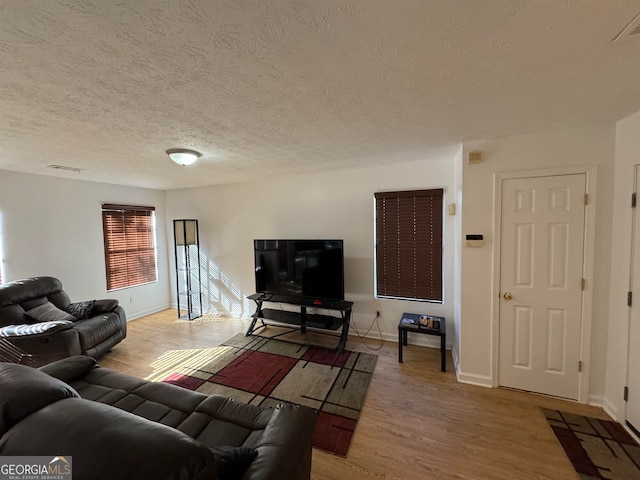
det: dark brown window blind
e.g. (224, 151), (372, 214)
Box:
(102, 204), (157, 291)
(374, 189), (443, 302)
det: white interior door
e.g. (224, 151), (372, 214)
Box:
(499, 174), (586, 400)
(626, 167), (640, 434)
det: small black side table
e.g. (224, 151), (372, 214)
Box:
(398, 312), (446, 372)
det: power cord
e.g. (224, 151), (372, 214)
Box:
(349, 311), (384, 351)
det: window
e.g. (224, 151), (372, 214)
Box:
(102, 204), (157, 291)
(374, 189), (443, 302)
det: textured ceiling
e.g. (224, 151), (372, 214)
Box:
(1, 0), (640, 190)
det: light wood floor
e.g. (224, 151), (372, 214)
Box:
(100, 309), (607, 480)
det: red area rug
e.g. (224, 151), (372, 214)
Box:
(155, 333), (377, 457)
(542, 408), (640, 479)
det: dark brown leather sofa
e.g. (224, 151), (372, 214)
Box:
(0, 356), (317, 480)
(0, 277), (126, 364)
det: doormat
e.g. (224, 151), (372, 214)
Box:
(152, 333), (378, 457)
(541, 408), (640, 479)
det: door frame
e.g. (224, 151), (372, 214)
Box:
(491, 165), (597, 403)
(625, 164), (640, 432)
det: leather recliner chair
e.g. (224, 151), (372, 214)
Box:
(0, 276), (126, 365)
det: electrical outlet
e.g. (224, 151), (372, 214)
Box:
(129, 296), (134, 303)
(376, 310), (380, 317)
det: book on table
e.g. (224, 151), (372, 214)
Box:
(400, 316), (440, 330)
(419, 316), (440, 329)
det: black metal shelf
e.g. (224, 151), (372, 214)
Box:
(248, 292), (352, 311)
(246, 294), (354, 353)
(254, 308), (344, 331)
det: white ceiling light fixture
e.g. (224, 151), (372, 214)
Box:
(166, 148), (201, 166)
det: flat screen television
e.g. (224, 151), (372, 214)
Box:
(254, 239), (344, 301)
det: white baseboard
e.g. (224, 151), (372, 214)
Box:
(157, 305), (453, 352)
(603, 398), (621, 422)
(126, 304), (171, 322)
(456, 371), (493, 388)
(450, 345), (492, 387)
(349, 327), (452, 350)
(354, 331), (396, 344)
(588, 394), (604, 408)
(451, 345), (460, 372)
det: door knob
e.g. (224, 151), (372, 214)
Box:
(503, 292), (513, 300)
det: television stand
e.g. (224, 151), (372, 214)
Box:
(245, 293), (354, 353)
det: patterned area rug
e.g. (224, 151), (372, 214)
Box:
(542, 408), (640, 479)
(152, 333), (378, 457)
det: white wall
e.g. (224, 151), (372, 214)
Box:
(0, 122), (623, 407)
(165, 151), (459, 347)
(0, 170), (170, 319)
(459, 124), (615, 401)
(605, 109), (640, 420)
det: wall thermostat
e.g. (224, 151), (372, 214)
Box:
(465, 234), (484, 247)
